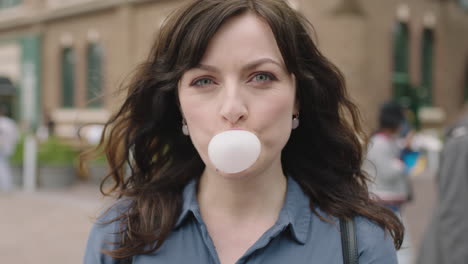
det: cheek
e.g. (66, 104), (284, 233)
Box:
(256, 93), (295, 148)
(179, 89), (210, 128)
(179, 95), (213, 155)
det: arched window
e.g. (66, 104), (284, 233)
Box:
(392, 22), (410, 100)
(86, 43), (103, 108)
(420, 28), (434, 106)
(61, 47), (75, 108)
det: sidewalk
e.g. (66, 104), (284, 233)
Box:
(0, 183), (111, 264)
(404, 171), (437, 263)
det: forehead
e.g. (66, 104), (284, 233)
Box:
(199, 12), (285, 67)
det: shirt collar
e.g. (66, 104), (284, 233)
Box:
(175, 179), (200, 228)
(278, 176), (312, 244)
(174, 175), (312, 244)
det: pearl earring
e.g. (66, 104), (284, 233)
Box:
(292, 114), (299, 129)
(182, 119), (189, 135)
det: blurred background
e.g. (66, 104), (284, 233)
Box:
(0, 0), (467, 263)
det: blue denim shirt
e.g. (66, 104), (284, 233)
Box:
(84, 177), (397, 263)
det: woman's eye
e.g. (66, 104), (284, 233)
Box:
(251, 73), (275, 83)
(193, 78), (214, 86)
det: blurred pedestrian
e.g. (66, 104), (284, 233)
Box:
(0, 105), (19, 192)
(417, 104), (468, 264)
(84, 1), (403, 263)
(363, 101), (414, 264)
(363, 102), (412, 211)
(44, 109), (55, 137)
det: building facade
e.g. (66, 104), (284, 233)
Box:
(0, 0), (467, 136)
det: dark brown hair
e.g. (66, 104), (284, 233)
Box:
(85, 0), (404, 259)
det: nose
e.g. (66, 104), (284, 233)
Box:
(219, 84), (248, 125)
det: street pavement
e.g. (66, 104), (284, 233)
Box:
(403, 171), (437, 263)
(0, 183), (112, 264)
(0, 173), (437, 264)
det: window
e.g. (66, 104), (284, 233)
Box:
(86, 43), (103, 108)
(420, 28), (434, 106)
(0, 0), (21, 9)
(458, 0), (468, 10)
(61, 47), (75, 108)
(392, 22), (410, 100)
(392, 22), (421, 128)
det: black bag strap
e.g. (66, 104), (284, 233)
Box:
(340, 218), (359, 264)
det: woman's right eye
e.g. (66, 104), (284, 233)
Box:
(192, 78), (214, 87)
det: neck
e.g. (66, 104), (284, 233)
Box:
(197, 158), (287, 225)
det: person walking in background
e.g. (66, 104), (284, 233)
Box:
(417, 104), (468, 264)
(0, 105), (19, 192)
(363, 102), (412, 211)
(363, 101), (413, 264)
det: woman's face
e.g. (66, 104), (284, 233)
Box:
(178, 12), (297, 177)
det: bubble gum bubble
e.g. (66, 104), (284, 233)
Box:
(208, 130), (261, 174)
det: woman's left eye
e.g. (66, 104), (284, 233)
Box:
(251, 73), (276, 83)
(193, 78), (214, 86)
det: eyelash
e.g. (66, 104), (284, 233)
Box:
(191, 72), (277, 87)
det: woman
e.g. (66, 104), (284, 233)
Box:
(84, 0), (403, 263)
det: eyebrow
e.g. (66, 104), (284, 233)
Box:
(194, 58), (285, 73)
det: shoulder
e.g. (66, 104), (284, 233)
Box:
(0, 116), (16, 126)
(368, 135), (393, 151)
(441, 128), (468, 165)
(354, 216), (398, 264)
(84, 199), (132, 264)
(446, 127), (468, 148)
(0, 117), (18, 135)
